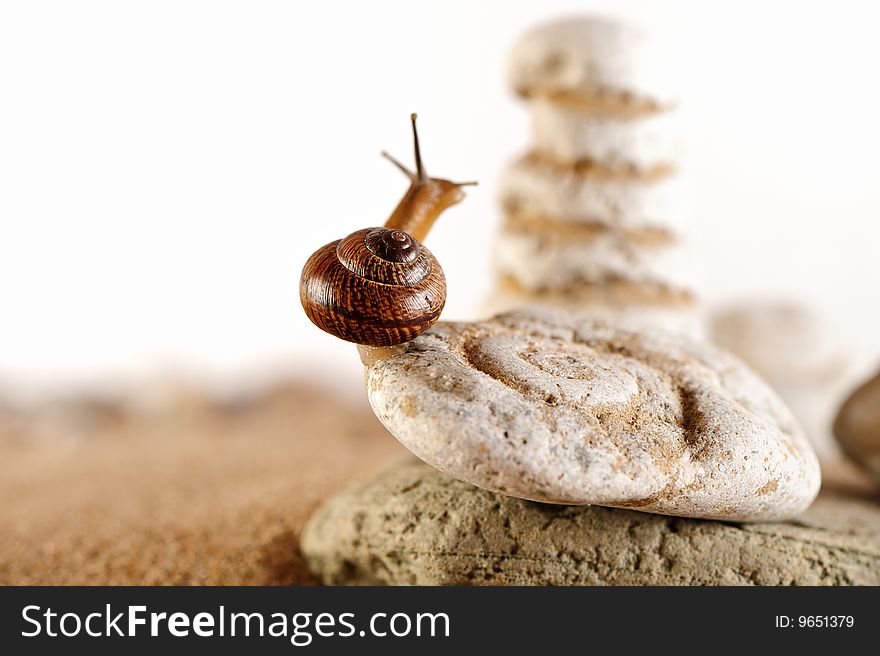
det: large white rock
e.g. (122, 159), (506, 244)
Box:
(365, 308), (820, 521)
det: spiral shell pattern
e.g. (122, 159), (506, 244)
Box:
(365, 307), (821, 521)
(300, 227), (446, 347)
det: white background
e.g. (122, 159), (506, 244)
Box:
(1, 0), (879, 396)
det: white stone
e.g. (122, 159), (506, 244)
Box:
(508, 17), (677, 104)
(530, 96), (681, 168)
(499, 155), (687, 232)
(481, 294), (707, 341)
(493, 221), (696, 293)
(365, 308), (820, 521)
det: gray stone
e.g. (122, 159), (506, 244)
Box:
(301, 461), (880, 586)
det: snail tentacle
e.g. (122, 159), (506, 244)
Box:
(382, 114), (477, 242)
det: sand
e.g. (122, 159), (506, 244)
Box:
(0, 381), (405, 585)
(1, 378), (875, 585)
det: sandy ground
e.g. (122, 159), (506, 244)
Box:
(1, 379), (875, 585)
(0, 381), (406, 584)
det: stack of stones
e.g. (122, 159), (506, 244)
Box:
(295, 307), (879, 586)
(298, 18), (880, 586)
(489, 17), (702, 338)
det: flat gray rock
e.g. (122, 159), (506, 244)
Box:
(366, 308), (820, 520)
(301, 461), (880, 586)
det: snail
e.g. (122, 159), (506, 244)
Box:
(300, 114), (476, 366)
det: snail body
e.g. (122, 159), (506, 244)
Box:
(300, 114), (474, 359)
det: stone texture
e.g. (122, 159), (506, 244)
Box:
(366, 308), (820, 521)
(835, 370), (880, 480)
(301, 461), (880, 586)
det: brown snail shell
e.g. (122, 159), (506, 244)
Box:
(300, 227), (446, 347)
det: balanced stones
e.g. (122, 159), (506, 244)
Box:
(302, 461), (879, 586)
(365, 308), (820, 521)
(490, 17), (701, 338)
(300, 17), (834, 588)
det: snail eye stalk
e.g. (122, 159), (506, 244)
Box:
(299, 114), (476, 365)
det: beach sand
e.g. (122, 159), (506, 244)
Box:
(1, 379), (876, 585)
(0, 381), (405, 585)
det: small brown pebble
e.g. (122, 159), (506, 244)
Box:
(834, 370), (880, 481)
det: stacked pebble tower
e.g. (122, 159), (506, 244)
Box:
(489, 17), (703, 337)
(297, 18), (840, 586)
